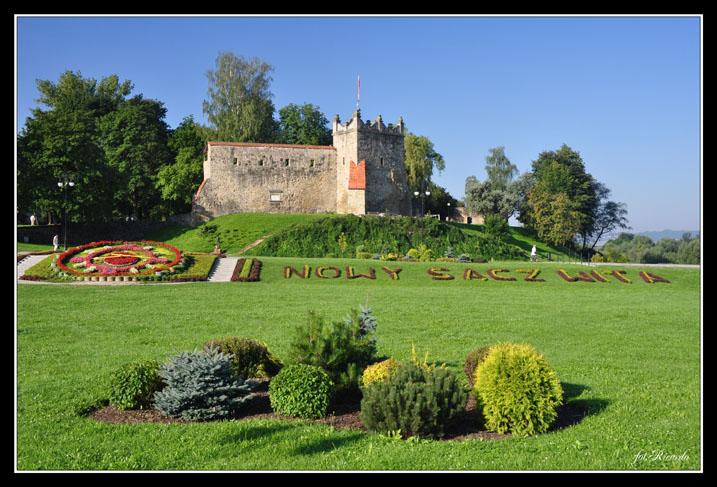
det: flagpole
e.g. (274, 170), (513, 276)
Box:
(357, 74), (360, 110)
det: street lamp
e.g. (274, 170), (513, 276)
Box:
(57, 172), (74, 251)
(413, 189), (430, 218)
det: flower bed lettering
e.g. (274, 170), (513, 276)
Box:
(515, 268), (545, 282)
(557, 269), (595, 282)
(315, 266), (341, 279)
(381, 266), (402, 280)
(231, 258), (262, 282)
(639, 271), (671, 283)
(487, 269), (516, 281)
(277, 263), (670, 285)
(427, 267), (454, 280)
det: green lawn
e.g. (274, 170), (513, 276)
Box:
(15, 257), (701, 471)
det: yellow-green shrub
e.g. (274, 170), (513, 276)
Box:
(360, 358), (401, 388)
(473, 342), (563, 437)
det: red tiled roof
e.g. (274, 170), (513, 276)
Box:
(348, 160), (366, 190)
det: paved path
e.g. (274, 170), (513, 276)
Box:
(17, 254), (49, 278)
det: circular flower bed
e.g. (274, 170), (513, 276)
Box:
(58, 241), (182, 277)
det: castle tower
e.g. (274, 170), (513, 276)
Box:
(332, 110), (411, 215)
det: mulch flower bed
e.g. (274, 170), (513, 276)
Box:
(90, 380), (586, 442)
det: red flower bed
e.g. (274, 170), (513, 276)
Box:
(57, 240), (181, 276)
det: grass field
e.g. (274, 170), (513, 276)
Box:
(15, 256), (702, 471)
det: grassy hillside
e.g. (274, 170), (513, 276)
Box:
(20, 212), (573, 263)
(143, 213), (327, 254)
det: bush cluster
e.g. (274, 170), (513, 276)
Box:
(249, 214), (525, 261)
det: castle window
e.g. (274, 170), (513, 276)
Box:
(269, 191), (282, 202)
(233, 157), (238, 166)
(259, 159), (264, 167)
(310, 159), (315, 168)
(380, 158), (384, 167)
(284, 159), (290, 167)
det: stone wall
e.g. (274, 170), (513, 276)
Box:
(193, 142), (337, 222)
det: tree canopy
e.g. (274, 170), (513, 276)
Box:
(203, 51), (278, 143)
(278, 103), (332, 146)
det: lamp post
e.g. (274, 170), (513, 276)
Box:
(57, 172), (74, 251)
(413, 189), (431, 218)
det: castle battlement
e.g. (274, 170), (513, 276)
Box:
(333, 110), (405, 136)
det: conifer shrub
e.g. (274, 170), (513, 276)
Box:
(203, 337), (283, 379)
(360, 358), (401, 388)
(473, 342), (564, 437)
(268, 364), (335, 419)
(289, 307), (380, 400)
(463, 346), (492, 388)
(108, 360), (165, 411)
(359, 363), (467, 440)
(153, 346), (254, 421)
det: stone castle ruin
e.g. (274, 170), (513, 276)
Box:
(190, 109), (412, 224)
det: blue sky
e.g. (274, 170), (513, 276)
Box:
(15, 15), (702, 233)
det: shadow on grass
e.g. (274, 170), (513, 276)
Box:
(550, 383), (610, 432)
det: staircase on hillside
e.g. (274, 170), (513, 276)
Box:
(207, 257), (239, 282)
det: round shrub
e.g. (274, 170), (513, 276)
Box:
(360, 358), (401, 388)
(108, 360), (165, 410)
(463, 346), (492, 388)
(473, 342), (564, 437)
(203, 337), (283, 379)
(360, 363), (467, 440)
(269, 364), (335, 419)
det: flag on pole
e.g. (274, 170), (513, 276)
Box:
(357, 74), (360, 109)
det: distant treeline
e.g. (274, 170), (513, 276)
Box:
(597, 232), (700, 265)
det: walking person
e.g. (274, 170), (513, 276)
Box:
(530, 244), (537, 262)
(53, 234), (59, 252)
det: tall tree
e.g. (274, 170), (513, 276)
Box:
(526, 144), (599, 244)
(404, 133), (445, 193)
(579, 182), (630, 252)
(156, 116), (208, 214)
(17, 71), (132, 223)
(464, 176), (522, 221)
(98, 95), (172, 220)
(484, 146), (518, 191)
(203, 52), (278, 143)
(278, 103), (332, 145)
